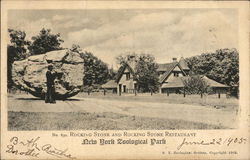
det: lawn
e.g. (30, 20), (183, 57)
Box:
(78, 92), (238, 112)
(8, 111), (226, 130)
(7, 92), (238, 130)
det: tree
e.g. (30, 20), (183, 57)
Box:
(183, 76), (211, 95)
(108, 67), (117, 80)
(82, 52), (109, 87)
(8, 29), (31, 60)
(135, 54), (159, 92)
(29, 28), (64, 55)
(116, 53), (138, 65)
(7, 29), (30, 89)
(185, 48), (239, 96)
(71, 45), (109, 90)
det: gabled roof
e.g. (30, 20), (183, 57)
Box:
(158, 62), (186, 83)
(115, 57), (189, 84)
(161, 75), (229, 89)
(161, 77), (184, 88)
(102, 80), (117, 89)
(115, 62), (137, 83)
(179, 57), (190, 70)
(127, 60), (137, 72)
(157, 62), (178, 72)
(202, 76), (229, 88)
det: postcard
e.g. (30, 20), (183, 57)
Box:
(1, 1), (249, 159)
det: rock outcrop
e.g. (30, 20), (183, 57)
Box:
(12, 49), (84, 99)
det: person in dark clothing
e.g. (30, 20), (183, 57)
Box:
(45, 65), (57, 103)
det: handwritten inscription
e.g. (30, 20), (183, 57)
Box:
(177, 137), (247, 150)
(6, 136), (75, 159)
(42, 144), (74, 159)
(5, 135), (247, 158)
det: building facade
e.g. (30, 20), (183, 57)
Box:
(102, 57), (229, 97)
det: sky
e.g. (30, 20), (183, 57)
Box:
(8, 9), (238, 68)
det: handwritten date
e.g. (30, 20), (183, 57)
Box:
(177, 137), (247, 150)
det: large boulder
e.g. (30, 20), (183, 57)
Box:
(12, 49), (84, 99)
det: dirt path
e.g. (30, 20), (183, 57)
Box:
(8, 94), (238, 128)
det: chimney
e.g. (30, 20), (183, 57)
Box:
(172, 57), (177, 62)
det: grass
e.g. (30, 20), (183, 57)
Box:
(8, 111), (226, 131)
(8, 91), (238, 111)
(78, 92), (238, 111)
(8, 92), (237, 130)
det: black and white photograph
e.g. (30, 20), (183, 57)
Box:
(1, 1), (250, 160)
(6, 8), (240, 131)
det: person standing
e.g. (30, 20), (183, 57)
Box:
(45, 65), (57, 103)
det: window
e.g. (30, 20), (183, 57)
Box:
(126, 73), (130, 80)
(174, 72), (179, 77)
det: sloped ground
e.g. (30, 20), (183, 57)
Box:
(7, 93), (238, 130)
